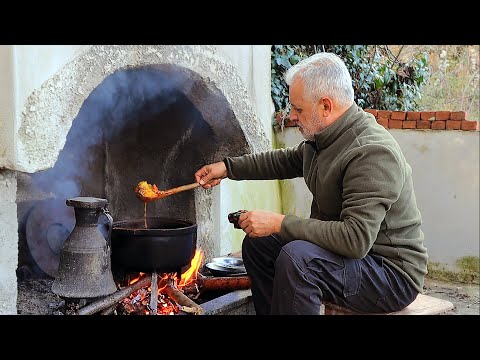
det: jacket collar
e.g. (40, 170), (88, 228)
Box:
(312, 103), (360, 151)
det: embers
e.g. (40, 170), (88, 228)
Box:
(39, 249), (252, 315)
(113, 272), (188, 315)
(52, 271), (203, 315)
(113, 271), (203, 315)
(76, 250), (205, 315)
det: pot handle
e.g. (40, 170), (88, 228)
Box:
(101, 207), (113, 247)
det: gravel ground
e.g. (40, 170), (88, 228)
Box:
(423, 278), (479, 315)
(17, 278), (62, 315)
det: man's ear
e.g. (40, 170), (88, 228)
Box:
(320, 98), (333, 115)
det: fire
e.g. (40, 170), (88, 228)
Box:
(178, 249), (204, 289)
(129, 273), (145, 285)
(122, 249), (204, 315)
(127, 249), (204, 289)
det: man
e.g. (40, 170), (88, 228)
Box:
(194, 52), (428, 315)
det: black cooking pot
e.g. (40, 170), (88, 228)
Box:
(111, 217), (197, 273)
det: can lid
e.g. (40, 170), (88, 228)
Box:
(66, 197), (108, 209)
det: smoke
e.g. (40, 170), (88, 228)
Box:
(31, 65), (195, 200)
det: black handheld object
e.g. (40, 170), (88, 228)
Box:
(228, 210), (248, 229)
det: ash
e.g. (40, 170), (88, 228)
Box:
(17, 277), (64, 315)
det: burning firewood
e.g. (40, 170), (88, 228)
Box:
(100, 305), (117, 315)
(163, 282), (203, 315)
(77, 275), (151, 315)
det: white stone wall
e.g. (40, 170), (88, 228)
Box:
(0, 46), (16, 169)
(215, 46), (274, 145)
(0, 46), (89, 169)
(276, 127), (480, 273)
(0, 170), (17, 315)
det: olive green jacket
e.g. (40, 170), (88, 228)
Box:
(224, 103), (428, 293)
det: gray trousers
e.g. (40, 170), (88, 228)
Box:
(241, 234), (418, 315)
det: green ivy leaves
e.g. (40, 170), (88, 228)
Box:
(271, 45), (431, 122)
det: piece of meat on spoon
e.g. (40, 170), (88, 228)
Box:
(135, 180), (201, 202)
(135, 181), (164, 202)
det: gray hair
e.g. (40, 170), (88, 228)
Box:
(285, 52), (354, 109)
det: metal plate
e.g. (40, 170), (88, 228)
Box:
(211, 256), (244, 270)
(205, 262), (246, 277)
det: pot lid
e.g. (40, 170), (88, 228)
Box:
(66, 197), (108, 209)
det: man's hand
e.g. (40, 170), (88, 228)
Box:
(238, 210), (285, 237)
(194, 161), (228, 189)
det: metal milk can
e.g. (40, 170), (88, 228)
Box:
(52, 197), (117, 299)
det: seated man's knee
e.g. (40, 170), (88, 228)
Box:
(275, 240), (306, 270)
(242, 235), (253, 251)
(276, 240), (341, 272)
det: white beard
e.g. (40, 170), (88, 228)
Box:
(299, 109), (327, 141)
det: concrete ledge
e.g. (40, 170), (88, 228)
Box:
(201, 289), (255, 315)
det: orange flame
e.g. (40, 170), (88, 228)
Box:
(126, 248), (204, 291)
(129, 272), (145, 285)
(177, 249), (204, 289)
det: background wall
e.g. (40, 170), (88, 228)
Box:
(394, 130), (479, 280)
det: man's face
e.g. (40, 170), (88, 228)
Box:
(288, 80), (326, 141)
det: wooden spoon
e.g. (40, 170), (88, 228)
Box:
(135, 181), (201, 202)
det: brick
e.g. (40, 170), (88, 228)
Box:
(377, 117), (389, 128)
(446, 120), (461, 130)
(451, 111), (467, 121)
(435, 111), (451, 121)
(389, 120), (403, 129)
(403, 120), (416, 129)
(391, 111), (406, 120)
(421, 111), (436, 121)
(431, 121), (446, 130)
(460, 120), (478, 131)
(365, 109), (378, 117)
(417, 120), (431, 129)
(406, 111), (421, 121)
(377, 110), (391, 119)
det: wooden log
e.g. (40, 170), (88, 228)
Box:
(163, 283), (203, 315)
(149, 271), (158, 315)
(100, 305), (117, 315)
(77, 275), (151, 315)
(197, 273), (251, 291)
